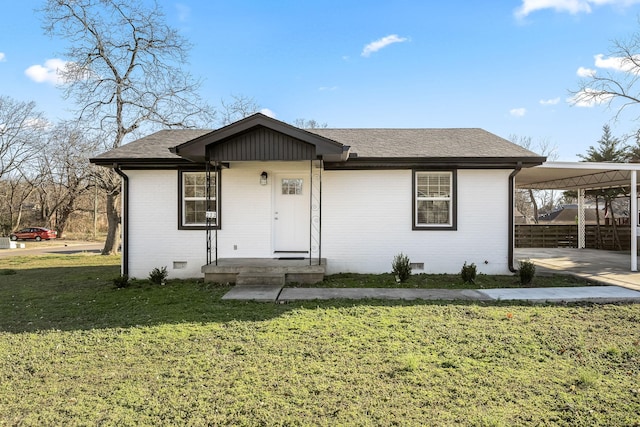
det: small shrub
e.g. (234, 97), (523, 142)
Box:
(518, 260), (536, 285)
(113, 274), (130, 289)
(392, 253), (412, 283)
(460, 262), (477, 283)
(148, 266), (168, 285)
(0, 269), (17, 276)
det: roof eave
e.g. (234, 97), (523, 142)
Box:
(89, 157), (199, 168)
(324, 156), (546, 170)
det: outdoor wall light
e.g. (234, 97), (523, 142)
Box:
(260, 171), (268, 185)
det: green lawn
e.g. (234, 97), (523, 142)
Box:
(0, 255), (639, 426)
(306, 271), (593, 289)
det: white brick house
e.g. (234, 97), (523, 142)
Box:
(91, 113), (545, 281)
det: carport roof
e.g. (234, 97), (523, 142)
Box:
(516, 161), (640, 190)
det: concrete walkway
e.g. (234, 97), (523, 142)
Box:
(222, 284), (640, 303)
(222, 248), (640, 303)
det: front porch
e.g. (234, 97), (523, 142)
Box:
(202, 258), (327, 285)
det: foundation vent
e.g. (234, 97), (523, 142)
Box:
(173, 261), (187, 270)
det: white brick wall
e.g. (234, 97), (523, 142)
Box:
(127, 169), (205, 279)
(321, 169), (512, 275)
(126, 166), (513, 278)
(216, 161), (312, 258)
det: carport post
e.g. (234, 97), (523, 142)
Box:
(632, 170), (637, 272)
(577, 188), (585, 249)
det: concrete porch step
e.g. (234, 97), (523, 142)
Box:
(236, 272), (285, 286)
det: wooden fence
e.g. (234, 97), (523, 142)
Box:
(515, 225), (633, 250)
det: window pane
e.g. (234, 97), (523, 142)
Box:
(416, 172), (452, 226)
(417, 173), (450, 198)
(184, 183), (195, 198)
(182, 171), (218, 226)
(194, 185), (205, 198)
(282, 178), (303, 195)
(185, 200), (208, 224)
(417, 200), (450, 225)
(208, 175), (216, 198)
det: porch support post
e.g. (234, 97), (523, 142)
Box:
(631, 170), (637, 272)
(309, 160), (312, 266)
(577, 188), (586, 249)
(309, 159), (322, 266)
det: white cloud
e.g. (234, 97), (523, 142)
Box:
(176, 3), (191, 23)
(575, 53), (640, 82)
(515, 0), (640, 18)
(568, 88), (613, 107)
(539, 97), (560, 105)
(0, 52), (5, 62)
(259, 108), (276, 118)
(24, 117), (52, 130)
(594, 53), (640, 73)
(361, 34), (409, 57)
(510, 108), (527, 117)
(577, 66), (596, 77)
(24, 58), (70, 85)
(318, 86), (338, 91)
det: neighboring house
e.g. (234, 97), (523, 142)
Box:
(538, 203), (628, 225)
(90, 113), (545, 282)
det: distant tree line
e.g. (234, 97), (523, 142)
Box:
(0, 96), (104, 238)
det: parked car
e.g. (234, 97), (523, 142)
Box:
(10, 227), (58, 241)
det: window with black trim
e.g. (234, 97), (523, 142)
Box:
(414, 171), (456, 229)
(179, 171), (218, 229)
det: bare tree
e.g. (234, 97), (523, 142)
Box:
(36, 122), (99, 238)
(294, 118), (328, 129)
(571, 29), (640, 126)
(0, 96), (46, 180)
(0, 96), (47, 233)
(510, 135), (558, 223)
(0, 173), (41, 234)
(40, 0), (214, 254)
(220, 95), (260, 125)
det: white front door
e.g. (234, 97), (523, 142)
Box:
(274, 174), (309, 254)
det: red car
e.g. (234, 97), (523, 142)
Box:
(10, 227), (58, 241)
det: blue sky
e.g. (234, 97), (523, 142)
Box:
(2, 0), (640, 160)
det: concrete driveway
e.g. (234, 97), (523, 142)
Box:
(0, 240), (104, 258)
(516, 248), (640, 291)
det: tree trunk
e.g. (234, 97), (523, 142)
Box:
(528, 189), (539, 224)
(14, 204), (23, 230)
(102, 192), (121, 255)
(56, 204), (74, 239)
(608, 199), (622, 250)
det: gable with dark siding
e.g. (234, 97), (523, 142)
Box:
(209, 127), (316, 161)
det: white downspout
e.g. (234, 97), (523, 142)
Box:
(631, 170), (637, 272)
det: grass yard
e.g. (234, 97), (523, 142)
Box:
(307, 271), (594, 289)
(0, 255), (639, 426)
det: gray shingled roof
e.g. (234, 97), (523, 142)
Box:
(308, 128), (539, 158)
(92, 129), (212, 161)
(92, 126), (541, 162)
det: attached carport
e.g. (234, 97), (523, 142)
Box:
(515, 161), (640, 272)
